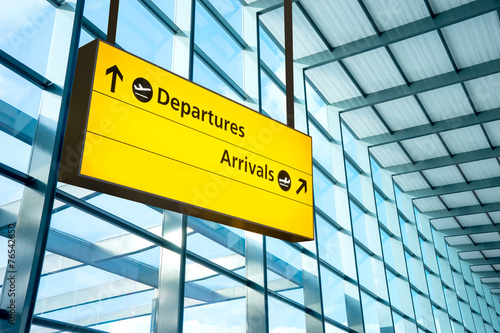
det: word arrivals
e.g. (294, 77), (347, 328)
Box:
(220, 149), (275, 181)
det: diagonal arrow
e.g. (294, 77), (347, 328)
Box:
(106, 65), (123, 93)
(296, 178), (307, 194)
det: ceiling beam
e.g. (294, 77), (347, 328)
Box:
(0, 99), (36, 145)
(296, 0), (500, 69)
(438, 221), (500, 235)
(464, 257), (500, 266)
(361, 107), (500, 147)
(331, 58), (500, 113)
(385, 147), (500, 175)
(405, 177), (500, 199)
(478, 271), (500, 279)
(453, 243), (500, 252)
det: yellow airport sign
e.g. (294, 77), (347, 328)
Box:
(59, 39), (313, 242)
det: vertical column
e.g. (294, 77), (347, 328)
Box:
(0, 0), (84, 332)
(242, 4), (268, 333)
(155, 212), (187, 332)
(154, 1), (193, 332)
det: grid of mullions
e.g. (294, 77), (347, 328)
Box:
(0, 0), (500, 332)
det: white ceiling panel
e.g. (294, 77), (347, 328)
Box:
(464, 73), (500, 111)
(475, 187), (500, 204)
(401, 134), (449, 161)
(300, 0), (377, 47)
(483, 249), (500, 258)
(482, 277), (500, 284)
(423, 166), (465, 187)
(260, 4), (328, 59)
(363, 0), (429, 31)
(375, 96), (429, 131)
(489, 211), (500, 224)
(307, 62), (362, 103)
(441, 191), (479, 209)
(440, 125), (490, 154)
(493, 264), (500, 271)
(459, 251), (484, 259)
(483, 120), (500, 146)
(389, 31), (454, 82)
(459, 158), (500, 181)
(431, 217), (460, 230)
(393, 172), (429, 192)
(414, 197), (447, 212)
(470, 232), (500, 243)
(446, 235), (473, 245)
(342, 47), (406, 94)
(370, 143), (412, 167)
(341, 107), (389, 138)
(470, 265), (493, 272)
(442, 12), (500, 69)
(417, 84), (474, 122)
(428, 0), (475, 14)
(456, 213), (492, 227)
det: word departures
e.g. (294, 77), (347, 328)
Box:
(59, 39), (313, 242)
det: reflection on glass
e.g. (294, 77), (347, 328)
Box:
(268, 295), (306, 333)
(184, 262), (246, 333)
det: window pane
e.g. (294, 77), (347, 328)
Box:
(195, 1), (243, 87)
(268, 296), (306, 333)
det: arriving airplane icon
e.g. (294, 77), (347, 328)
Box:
(279, 177), (290, 188)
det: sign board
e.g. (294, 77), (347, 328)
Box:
(59, 39), (313, 242)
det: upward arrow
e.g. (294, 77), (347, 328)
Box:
(106, 65), (123, 93)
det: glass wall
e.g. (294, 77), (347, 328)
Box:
(0, 1), (499, 332)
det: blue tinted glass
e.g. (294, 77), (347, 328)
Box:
(351, 201), (368, 246)
(370, 157), (382, 189)
(342, 124), (357, 162)
(306, 82), (328, 126)
(259, 26), (285, 83)
(195, 1), (243, 87)
(310, 123), (333, 173)
(151, 0), (176, 20)
(84, 0), (110, 33)
(211, 0), (243, 36)
(261, 70), (286, 123)
(0, 0), (55, 76)
(313, 167), (336, 219)
(194, 55), (244, 103)
(117, 0), (174, 69)
(346, 161), (362, 200)
(375, 191), (388, 227)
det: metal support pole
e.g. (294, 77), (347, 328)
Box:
(0, 0), (85, 331)
(107, 0), (120, 45)
(284, 0), (294, 128)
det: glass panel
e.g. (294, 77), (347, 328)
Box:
(259, 25), (285, 84)
(342, 125), (357, 162)
(316, 215), (357, 279)
(268, 296), (306, 333)
(346, 161), (362, 201)
(320, 266), (348, 326)
(266, 237), (304, 305)
(0, 174), (25, 208)
(184, 261), (246, 333)
(151, 0), (176, 20)
(211, 0), (243, 36)
(386, 270), (414, 318)
(370, 158), (382, 190)
(0, 0), (55, 75)
(116, 0), (174, 69)
(360, 291), (392, 333)
(261, 70), (286, 123)
(0, 64), (43, 119)
(187, 217), (246, 277)
(393, 312), (417, 333)
(459, 301), (475, 332)
(412, 289), (435, 331)
(356, 246), (388, 300)
(375, 191), (388, 227)
(84, 0), (110, 33)
(193, 55), (244, 103)
(36, 207), (160, 330)
(195, 1), (243, 87)
(444, 287), (462, 321)
(433, 306), (453, 333)
(426, 271), (446, 309)
(313, 167), (336, 219)
(310, 123), (333, 174)
(306, 82), (329, 127)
